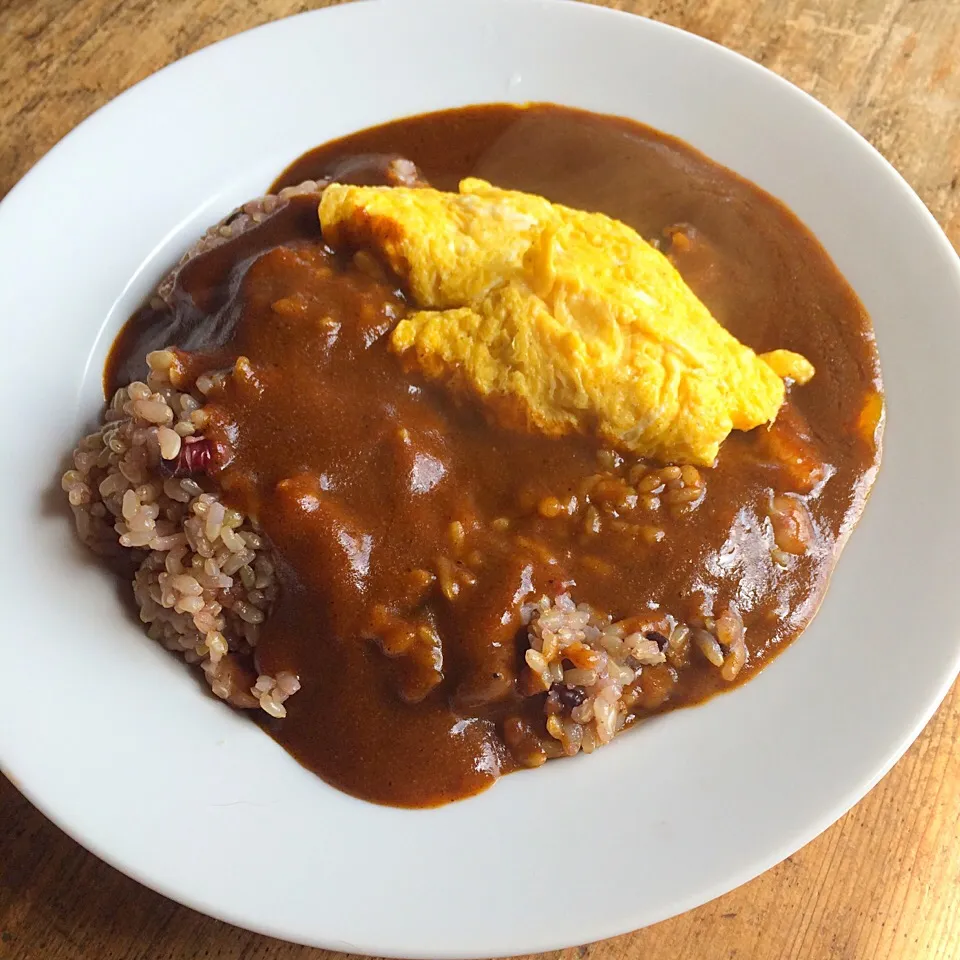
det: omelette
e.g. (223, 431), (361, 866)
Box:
(319, 178), (813, 466)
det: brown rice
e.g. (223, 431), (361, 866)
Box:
(517, 592), (747, 761)
(62, 348), (298, 718)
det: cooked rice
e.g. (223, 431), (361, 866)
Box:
(61, 169), (745, 757)
(62, 348), (298, 718)
(61, 338), (740, 739)
(154, 180), (326, 307)
(519, 592), (746, 760)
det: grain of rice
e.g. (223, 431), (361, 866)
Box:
(637, 474), (665, 494)
(204, 500), (226, 541)
(693, 628), (724, 667)
(234, 601), (265, 625)
(219, 526), (245, 553)
(716, 608), (747, 681)
(239, 564), (256, 591)
(563, 668), (598, 686)
(67, 485), (91, 506)
(157, 425), (182, 460)
(175, 595), (205, 615)
(525, 648), (548, 673)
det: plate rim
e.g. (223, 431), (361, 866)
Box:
(2, 0), (960, 955)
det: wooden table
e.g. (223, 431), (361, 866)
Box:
(2, 1), (959, 957)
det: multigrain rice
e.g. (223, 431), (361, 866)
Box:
(62, 349), (298, 718)
(519, 592), (747, 760)
(60, 183), (341, 717)
(153, 181), (327, 308)
(62, 171), (748, 756)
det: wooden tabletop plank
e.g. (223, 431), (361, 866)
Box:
(2, 1), (959, 958)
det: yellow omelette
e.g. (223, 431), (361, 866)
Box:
(319, 178), (813, 466)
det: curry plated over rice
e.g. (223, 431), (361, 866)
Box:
(62, 105), (883, 806)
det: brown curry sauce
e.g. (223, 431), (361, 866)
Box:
(107, 105), (882, 807)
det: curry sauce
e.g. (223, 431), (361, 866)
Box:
(106, 105), (882, 806)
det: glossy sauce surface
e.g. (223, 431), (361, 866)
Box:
(108, 105), (882, 806)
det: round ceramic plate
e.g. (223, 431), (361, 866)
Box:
(2, 0), (959, 955)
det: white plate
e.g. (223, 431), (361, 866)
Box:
(1, 0), (959, 955)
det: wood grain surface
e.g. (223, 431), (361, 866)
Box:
(2, 1), (959, 958)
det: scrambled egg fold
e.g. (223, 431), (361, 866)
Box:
(319, 178), (813, 466)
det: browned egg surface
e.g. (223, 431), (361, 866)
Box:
(108, 105), (882, 806)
